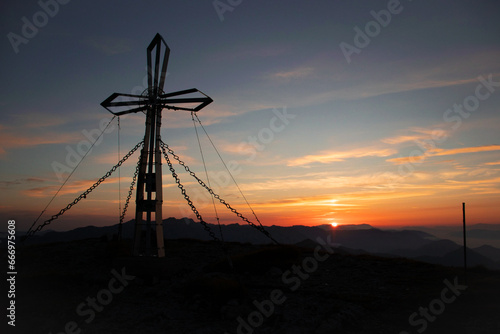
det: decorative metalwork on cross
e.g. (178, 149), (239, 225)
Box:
(101, 33), (213, 257)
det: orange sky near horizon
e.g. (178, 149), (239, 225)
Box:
(5, 168), (497, 232)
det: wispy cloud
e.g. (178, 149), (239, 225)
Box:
(266, 49), (500, 109)
(254, 195), (358, 209)
(10, 113), (68, 129)
(431, 145), (500, 157)
(22, 177), (120, 198)
(381, 127), (452, 145)
(85, 36), (134, 55)
(270, 66), (315, 80)
(485, 160), (500, 166)
(386, 144), (500, 165)
(0, 178), (45, 188)
(208, 44), (288, 62)
(236, 171), (412, 193)
(288, 147), (396, 166)
(386, 155), (426, 165)
(0, 131), (78, 157)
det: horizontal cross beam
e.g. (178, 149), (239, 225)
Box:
(101, 89), (213, 116)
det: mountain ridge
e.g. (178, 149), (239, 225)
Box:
(12, 218), (500, 270)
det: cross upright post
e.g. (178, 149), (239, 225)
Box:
(101, 33), (213, 257)
(133, 92), (164, 256)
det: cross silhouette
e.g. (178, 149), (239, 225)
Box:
(101, 34), (213, 257)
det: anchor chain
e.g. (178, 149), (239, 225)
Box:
(118, 151), (142, 238)
(161, 144), (221, 243)
(160, 141), (278, 245)
(24, 141), (144, 241)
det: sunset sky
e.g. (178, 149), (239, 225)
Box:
(1, 0), (499, 232)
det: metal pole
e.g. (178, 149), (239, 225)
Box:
(155, 107), (165, 258)
(134, 107), (152, 256)
(145, 106), (156, 256)
(462, 202), (467, 284)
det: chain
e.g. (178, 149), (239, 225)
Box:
(191, 112), (266, 230)
(160, 141), (278, 245)
(160, 144), (221, 243)
(118, 151), (141, 239)
(23, 141), (144, 241)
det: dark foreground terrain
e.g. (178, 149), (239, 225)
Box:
(3, 237), (500, 334)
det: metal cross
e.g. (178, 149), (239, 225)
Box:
(101, 33), (213, 257)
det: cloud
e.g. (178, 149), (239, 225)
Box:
(291, 73), (498, 110)
(85, 36), (134, 55)
(235, 171), (412, 194)
(10, 113), (68, 129)
(0, 114), (79, 157)
(254, 195), (358, 209)
(22, 177), (120, 198)
(381, 127), (451, 145)
(386, 145), (500, 165)
(396, 77), (481, 92)
(446, 176), (500, 186)
(288, 147), (397, 166)
(485, 161), (500, 166)
(219, 141), (254, 157)
(271, 67), (315, 80)
(0, 178), (45, 187)
(208, 44), (288, 62)
(430, 145), (500, 157)
(386, 155), (426, 165)
(338, 190), (435, 202)
(266, 48), (500, 110)
(0, 131), (77, 157)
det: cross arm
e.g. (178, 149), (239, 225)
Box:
(159, 88), (213, 112)
(101, 92), (147, 115)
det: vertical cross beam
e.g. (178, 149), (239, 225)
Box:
(134, 103), (165, 257)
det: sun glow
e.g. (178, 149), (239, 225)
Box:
(330, 222), (338, 228)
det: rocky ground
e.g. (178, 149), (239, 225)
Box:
(4, 237), (500, 334)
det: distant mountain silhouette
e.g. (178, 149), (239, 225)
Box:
(13, 218), (500, 270)
(327, 228), (436, 253)
(468, 223), (500, 230)
(474, 244), (500, 262)
(392, 239), (461, 258)
(452, 228), (500, 240)
(417, 248), (499, 269)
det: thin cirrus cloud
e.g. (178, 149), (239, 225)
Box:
(21, 177), (121, 198)
(287, 147), (397, 166)
(295, 51), (500, 109)
(237, 171), (407, 193)
(85, 36), (134, 55)
(485, 161), (500, 166)
(431, 145), (500, 157)
(0, 178), (45, 188)
(207, 44), (288, 62)
(0, 131), (79, 157)
(267, 73), (483, 112)
(386, 155), (426, 165)
(381, 127), (452, 145)
(271, 66), (315, 80)
(386, 144), (500, 165)
(253, 196), (358, 209)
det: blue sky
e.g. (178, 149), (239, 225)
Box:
(1, 0), (499, 231)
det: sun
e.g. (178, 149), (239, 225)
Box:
(330, 222), (338, 228)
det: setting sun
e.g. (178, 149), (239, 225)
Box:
(331, 222), (338, 228)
